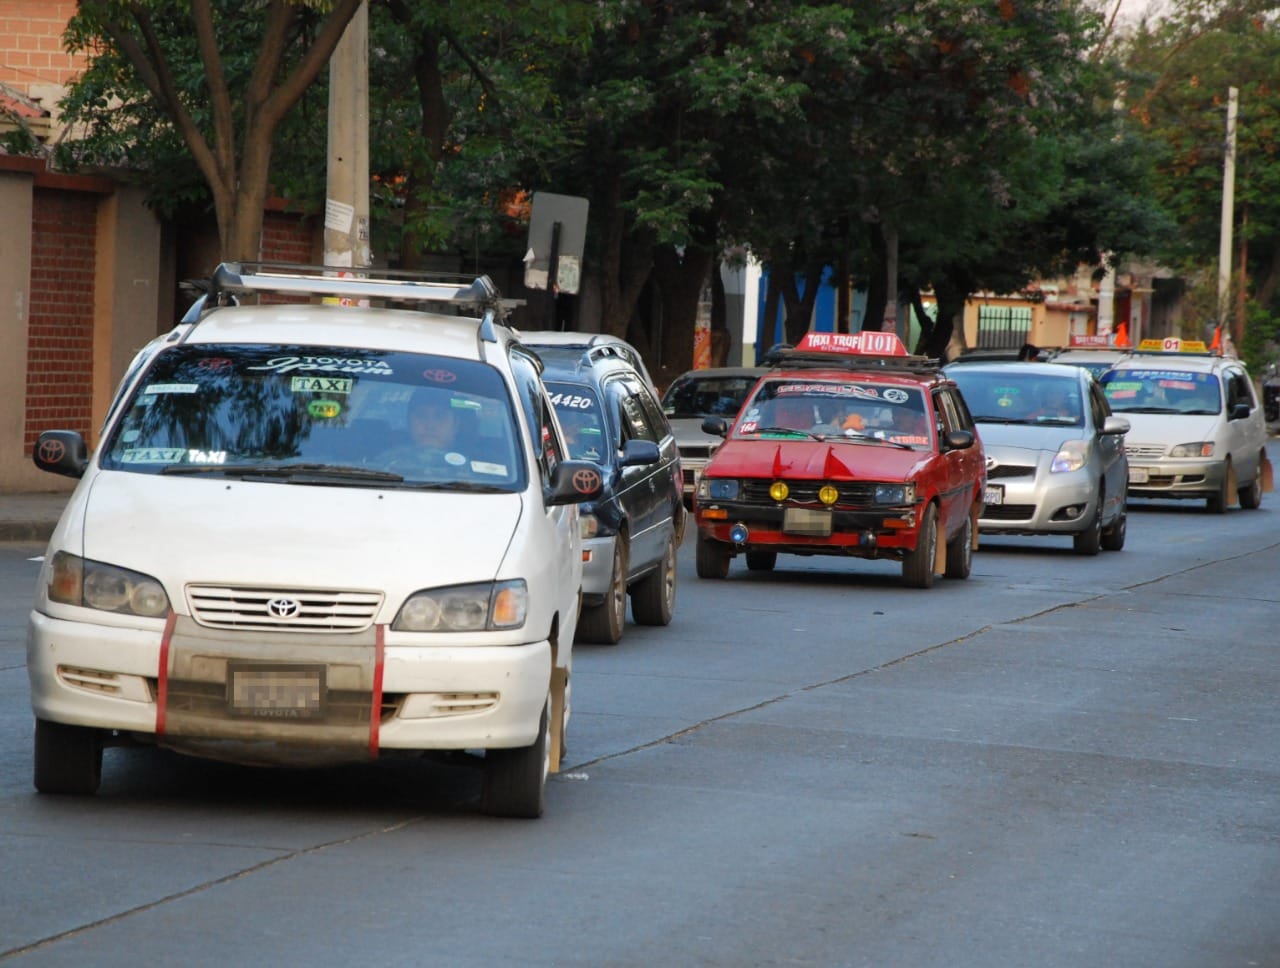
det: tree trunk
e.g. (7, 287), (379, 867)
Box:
(862, 222), (888, 333)
(653, 244), (715, 376)
(595, 171), (654, 338)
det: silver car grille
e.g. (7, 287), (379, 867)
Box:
(1125, 443), (1166, 460)
(187, 585), (383, 632)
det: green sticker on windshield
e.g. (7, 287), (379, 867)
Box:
(308, 399), (343, 419)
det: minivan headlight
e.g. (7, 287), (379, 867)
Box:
(393, 580), (528, 632)
(48, 551), (170, 617)
(1170, 441), (1214, 458)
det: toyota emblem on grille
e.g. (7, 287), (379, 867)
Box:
(267, 597), (301, 619)
(986, 456), (999, 471)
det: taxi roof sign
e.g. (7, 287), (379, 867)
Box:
(1137, 337), (1210, 353)
(794, 331), (908, 357)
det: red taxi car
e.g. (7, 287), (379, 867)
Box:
(693, 332), (986, 588)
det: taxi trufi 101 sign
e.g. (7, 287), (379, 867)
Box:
(794, 331), (908, 356)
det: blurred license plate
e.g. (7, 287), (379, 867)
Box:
(984, 484), (1004, 505)
(227, 664), (325, 720)
(783, 507), (832, 536)
(1129, 467), (1149, 484)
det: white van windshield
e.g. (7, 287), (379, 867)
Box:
(100, 344), (527, 491)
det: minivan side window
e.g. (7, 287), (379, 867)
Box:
(510, 348), (561, 481)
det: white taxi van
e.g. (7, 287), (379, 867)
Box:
(1099, 338), (1272, 513)
(27, 263), (603, 817)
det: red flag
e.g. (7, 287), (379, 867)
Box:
(1114, 322), (1129, 347)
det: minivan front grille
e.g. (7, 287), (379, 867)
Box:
(187, 586), (383, 633)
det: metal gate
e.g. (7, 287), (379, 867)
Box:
(976, 306), (1032, 349)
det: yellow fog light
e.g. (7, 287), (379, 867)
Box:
(769, 481), (790, 502)
(818, 485), (839, 506)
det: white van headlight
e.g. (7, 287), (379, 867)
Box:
(48, 551), (170, 617)
(1170, 441), (1214, 458)
(393, 580), (528, 632)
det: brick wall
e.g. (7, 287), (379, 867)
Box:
(0, 1), (85, 90)
(25, 188), (96, 451)
(261, 209), (317, 264)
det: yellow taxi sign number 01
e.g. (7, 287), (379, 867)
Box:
(1138, 337), (1209, 353)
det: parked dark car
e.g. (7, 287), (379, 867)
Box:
(524, 335), (685, 645)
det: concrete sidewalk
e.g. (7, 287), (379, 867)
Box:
(0, 491), (71, 543)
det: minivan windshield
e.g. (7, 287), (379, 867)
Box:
(100, 344), (527, 491)
(1100, 368), (1222, 415)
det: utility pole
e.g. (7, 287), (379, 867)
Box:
(324, 0), (370, 275)
(1216, 86), (1238, 339)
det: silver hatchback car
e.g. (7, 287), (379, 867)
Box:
(944, 362), (1130, 554)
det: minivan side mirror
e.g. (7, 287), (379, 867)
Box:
(546, 459), (605, 506)
(33, 430), (89, 479)
(701, 416), (728, 437)
(619, 439), (661, 467)
(1229, 402), (1251, 420)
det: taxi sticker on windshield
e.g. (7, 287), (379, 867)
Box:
(143, 383), (199, 395)
(1104, 380), (1141, 398)
(471, 461), (507, 476)
(740, 420), (759, 434)
(777, 383), (881, 399)
(186, 449), (226, 464)
(307, 399), (343, 419)
(291, 376), (353, 394)
(120, 447), (187, 464)
(1157, 379), (1196, 391)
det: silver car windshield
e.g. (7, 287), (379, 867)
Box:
(948, 371), (1084, 427)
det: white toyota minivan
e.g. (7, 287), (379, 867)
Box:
(27, 263), (602, 817)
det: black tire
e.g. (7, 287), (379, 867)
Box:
(1207, 464), (1232, 513)
(481, 700), (549, 819)
(576, 538), (627, 645)
(902, 503), (938, 589)
(944, 513), (973, 580)
(1239, 471), (1263, 510)
(1073, 495), (1103, 555)
(745, 550), (777, 572)
(695, 533), (731, 579)
(1101, 493), (1127, 551)
(631, 535), (677, 626)
(34, 718), (103, 795)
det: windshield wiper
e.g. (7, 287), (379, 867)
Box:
(822, 432), (914, 449)
(973, 416), (1034, 424)
(408, 480), (510, 493)
(162, 462), (405, 484)
(1110, 406), (1180, 414)
(746, 426), (820, 439)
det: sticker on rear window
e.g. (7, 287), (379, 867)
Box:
(308, 399), (343, 419)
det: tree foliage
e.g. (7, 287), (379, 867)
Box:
(1121, 0), (1280, 348)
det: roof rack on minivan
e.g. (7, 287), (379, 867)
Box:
(207, 261), (503, 310)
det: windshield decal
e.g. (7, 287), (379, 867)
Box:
(143, 383), (199, 395)
(471, 461), (508, 476)
(550, 392), (595, 410)
(120, 447), (187, 464)
(291, 376), (354, 394)
(307, 399), (343, 419)
(247, 356), (394, 376)
(422, 368), (457, 383)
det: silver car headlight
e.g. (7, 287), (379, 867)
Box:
(698, 478), (739, 500)
(48, 551), (170, 617)
(873, 483), (916, 504)
(393, 580), (528, 632)
(1170, 441), (1214, 458)
(1051, 440), (1090, 473)
(580, 512), (599, 539)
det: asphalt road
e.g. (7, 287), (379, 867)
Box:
(1, 457), (1278, 967)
